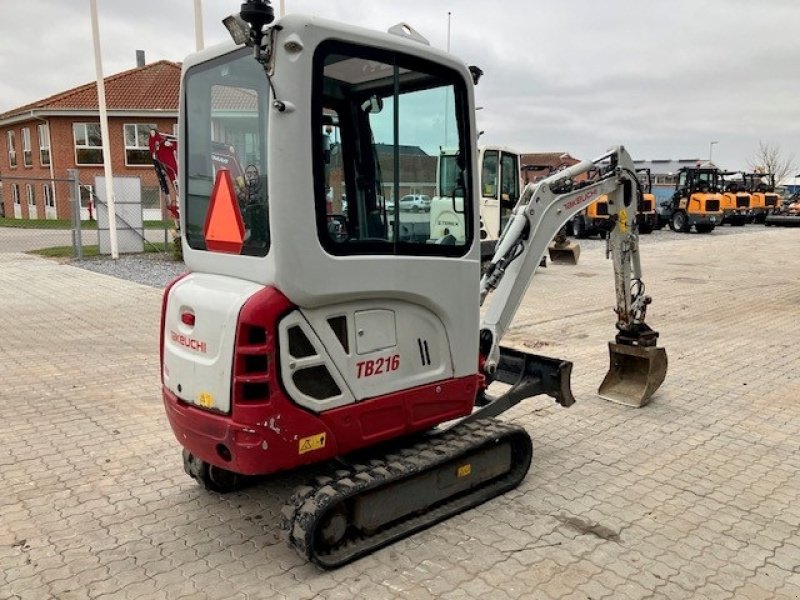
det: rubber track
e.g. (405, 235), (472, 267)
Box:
(280, 418), (532, 569)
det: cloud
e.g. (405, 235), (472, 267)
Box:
(2, 0), (797, 170)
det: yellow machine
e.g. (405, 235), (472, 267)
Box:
(744, 172), (780, 224)
(665, 166), (724, 233)
(635, 168), (658, 234)
(719, 171), (751, 226)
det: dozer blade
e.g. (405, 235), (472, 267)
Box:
(598, 342), (668, 407)
(547, 240), (580, 265)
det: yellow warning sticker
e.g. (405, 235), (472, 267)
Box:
(619, 209), (629, 233)
(198, 392), (214, 408)
(457, 464), (472, 478)
(299, 433), (326, 455)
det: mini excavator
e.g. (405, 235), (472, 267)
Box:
(158, 1), (668, 569)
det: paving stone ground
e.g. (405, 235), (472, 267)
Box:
(1, 226), (799, 600)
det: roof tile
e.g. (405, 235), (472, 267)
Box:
(0, 60), (181, 120)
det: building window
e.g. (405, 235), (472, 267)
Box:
(7, 131), (16, 167)
(124, 123), (156, 166)
(73, 123), (103, 165)
(38, 123), (50, 166)
(44, 184), (55, 208)
(12, 184), (20, 205)
(26, 184), (35, 208)
(22, 127), (32, 167)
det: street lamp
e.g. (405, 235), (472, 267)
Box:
(709, 141), (719, 162)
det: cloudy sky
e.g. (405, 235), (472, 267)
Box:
(2, 0), (797, 171)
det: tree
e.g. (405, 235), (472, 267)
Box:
(747, 141), (796, 183)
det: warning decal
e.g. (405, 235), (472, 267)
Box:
(299, 433), (326, 455)
(619, 208), (629, 233)
(203, 168), (245, 254)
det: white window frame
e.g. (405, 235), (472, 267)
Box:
(26, 183), (35, 208)
(44, 183), (55, 208)
(124, 123), (156, 166)
(7, 131), (16, 168)
(22, 127), (32, 167)
(12, 184), (20, 205)
(73, 122), (104, 165)
(38, 123), (50, 166)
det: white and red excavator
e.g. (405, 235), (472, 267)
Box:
(158, 1), (668, 569)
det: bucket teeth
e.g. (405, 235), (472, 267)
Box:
(599, 342), (668, 407)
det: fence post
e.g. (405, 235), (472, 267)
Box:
(68, 169), (83, 260)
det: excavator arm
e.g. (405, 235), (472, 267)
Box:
(479, 146), (667, 407)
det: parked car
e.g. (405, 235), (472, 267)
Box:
(399, 194), (432, 212)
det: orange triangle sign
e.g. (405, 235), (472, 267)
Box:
(204, 169), (245, 254)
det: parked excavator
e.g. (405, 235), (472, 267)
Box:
(160, 1), (668, 569)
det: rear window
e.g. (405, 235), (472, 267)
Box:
(183, 49), (270, 256)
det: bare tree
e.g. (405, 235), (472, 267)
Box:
(747, 141), (796, 183)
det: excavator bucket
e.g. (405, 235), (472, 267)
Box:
(598, 342), (668, 407)
(547, 240), (580, 265)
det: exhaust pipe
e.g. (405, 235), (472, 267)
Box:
(598, 342), (668, 407)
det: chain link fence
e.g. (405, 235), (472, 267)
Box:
(0, 170), (177, 259)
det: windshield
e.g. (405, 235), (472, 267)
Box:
(183, 49), (270, 256)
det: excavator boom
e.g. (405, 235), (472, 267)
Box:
(480, 146), (667, 407)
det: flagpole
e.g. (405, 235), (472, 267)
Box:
(194, 0), (205, 51)
(89, 0), (118, 259)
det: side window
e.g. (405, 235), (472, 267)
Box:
(481, 150), (498, 199)
(500, 153), (518, 201)
(313, 41), (471, 256)
(499, 152), (518, 232)
(184, 49), (270, 256)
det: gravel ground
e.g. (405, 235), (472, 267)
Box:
(68, 224), (772, 287)
(72, 253), (186, 288)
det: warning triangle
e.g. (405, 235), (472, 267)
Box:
(203, 169), (245, 254)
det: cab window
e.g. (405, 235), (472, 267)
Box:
(183, 49), (270, 256)
(481, 150), (499, 199)
(312, 40), (472, 256)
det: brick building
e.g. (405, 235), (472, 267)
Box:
(520, 152), (583, 184)
(0, 59), (179, 220)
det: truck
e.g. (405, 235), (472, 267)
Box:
(159, 1), (668, 568)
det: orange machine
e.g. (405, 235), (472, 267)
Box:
(664, 166), (724, 233)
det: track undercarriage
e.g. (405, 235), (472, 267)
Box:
(282, 418), (532, 568)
